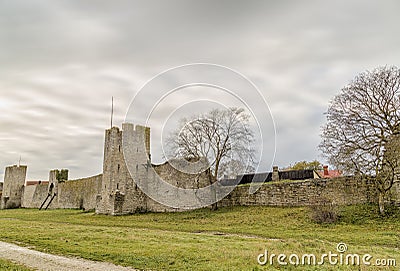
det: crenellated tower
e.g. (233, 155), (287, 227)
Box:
(96, 124), (150, 215)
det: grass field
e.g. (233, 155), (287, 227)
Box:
(0, 204), (398, 270)
(0, 259), (32, 271)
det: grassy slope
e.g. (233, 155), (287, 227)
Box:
(0, 204), (398, 270)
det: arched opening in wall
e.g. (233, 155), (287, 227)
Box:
(117, 164), (120, 172)
(119, 145), (121, 152)
(117, 183), (119, 189)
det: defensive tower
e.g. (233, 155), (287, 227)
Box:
(0, 165), (27, 209)
(96, 124), (150, 215)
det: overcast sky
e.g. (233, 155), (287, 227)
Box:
(1, 0), (399, 181)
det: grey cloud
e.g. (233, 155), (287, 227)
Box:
(1, 0), (400, 180)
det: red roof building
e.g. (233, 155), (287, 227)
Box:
(25, 180), (49, 186)
(317, 165), (342, 178)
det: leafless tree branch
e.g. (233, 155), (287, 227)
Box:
(319, 66), (400, 215)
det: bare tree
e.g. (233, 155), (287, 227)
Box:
(219, 159), (255, 179)
(380, 127), (400, 201)
(167, 108), (256, 209)
(319, 66), (400, 215)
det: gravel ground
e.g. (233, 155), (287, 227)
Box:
(0, 241), (140, 271)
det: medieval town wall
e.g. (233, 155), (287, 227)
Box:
(153, 159), (211, 189)
(18, 172), (397, 212)
(21, 184), (48, 208)
(56, 174), (102, 210)
(218, 177), (378, 207)
(2, 123), (399, 214)
(21, 174), (102, 210)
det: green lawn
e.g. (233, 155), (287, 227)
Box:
(0, 204), (398, 270)
(0, 259), (32, 271)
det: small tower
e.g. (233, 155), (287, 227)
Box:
(1, 165), (27, 209)
(48, 169), (68, 195)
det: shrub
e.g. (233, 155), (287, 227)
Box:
(309, 198), (339, 224)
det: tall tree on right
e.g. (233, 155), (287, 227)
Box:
(319, 66), (400, 215)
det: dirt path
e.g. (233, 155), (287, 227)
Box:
(0, 241), (140, 271)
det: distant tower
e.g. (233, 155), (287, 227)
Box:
(1, 165), (27, 209)
(47, 169), (68, 195)
(48, 170), (58, 194)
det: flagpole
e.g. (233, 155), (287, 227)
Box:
(111, 96), (114, 128)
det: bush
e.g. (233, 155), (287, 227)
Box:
(309, 198), (339, 224)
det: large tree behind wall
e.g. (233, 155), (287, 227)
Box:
(167, 107), (256, 209)
(285, 160), (323, 171)
(319, 66), (400, 215)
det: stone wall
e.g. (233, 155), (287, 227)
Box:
(21, 184), (48, 208)
(2, 123), (399, 214)
(56, 174), (102, 210)
(218, 177), (377, 207)
(18, 170), (397, 212)
(153, 159), (211, 189)
(21, 174), (102, 210)
(94, 124), (400, 215)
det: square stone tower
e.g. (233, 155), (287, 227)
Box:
(1, 165), (27, 209)
(96, 124), (150, 215)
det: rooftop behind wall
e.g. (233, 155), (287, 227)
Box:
(223, 169), (316, 186)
